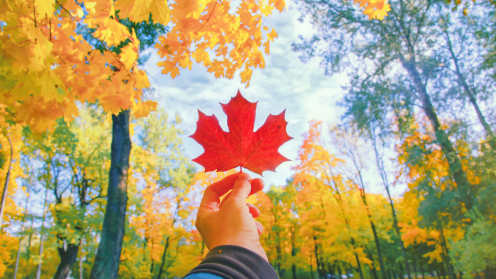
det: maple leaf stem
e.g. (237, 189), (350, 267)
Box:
(240, 166), (242, 173)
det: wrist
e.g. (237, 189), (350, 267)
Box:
(209, 239), (268, 261)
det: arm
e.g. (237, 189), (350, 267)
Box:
(184, 172), (278, 279)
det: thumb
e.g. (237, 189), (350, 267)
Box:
(228, 172), (252, 205)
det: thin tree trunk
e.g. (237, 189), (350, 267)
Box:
(398, 52), (474, 211)
(417, 246), (425, 279)
(36, 176), (51, 279)
(412, 251), (418, 278)
(310, 251), (315, 279)
(14, 183), (32, 279)
(0, 136), (12, 230)
(14, 242), (22, 279)
(80, 239), (84, 279)
(364, 245), (380, 279)
(359, 186), (387, 279)
(439, 228), (455, 279)
(313, 233), (322, 279)
(324, 169), (364, 279)
(370, 131), (413, 279)
(336, 138), (388, 279)
(156, 236), (170, 279)
(54, 242), (80, 279)
(442, 26), (496, 148)
(35, 238), (45, 279)
(291, 224), (297, 279)
(90, 109), (132, 279)
(484, 267), (496, 279)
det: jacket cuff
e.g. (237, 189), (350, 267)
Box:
(185, 245), (279, 279)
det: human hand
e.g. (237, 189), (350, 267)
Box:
(195, 172), (268, 261)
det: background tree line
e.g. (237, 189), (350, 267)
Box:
(1, 0), (495, 278)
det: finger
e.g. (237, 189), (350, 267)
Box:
(247, 203), (260, 218)
(199, 172), (240, 211)
(250, 178), (265, 196)
(220, 178), (263, 209)
(219, 191), (232, 209)
(255, 221), (264, 236)
(227, 172), (252, 205)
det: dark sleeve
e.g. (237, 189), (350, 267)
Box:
(183, 245), (279, 279)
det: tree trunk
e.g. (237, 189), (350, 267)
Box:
(325, 169), (364, 279)
(354, 250), (365, 279)
(313, 234), (322, 279)
(36, 176), (51, 279)
(90, 109), (132, 279)
(80, 240), (84, 279)
(14, 182), (32, 279)
(0, 136), (12, 231)
(484, 267), (496, 279)
(398, 53), (474, 211)
(364, 245), (380, 279)
(439, 228), (455, 279)
(443, 27), (496, 148)
(310, 252), (315, 279)
(156, 236), (170, 279)
(417, 247), (425, 279)
(291, 224), (297, 279)
(54, 242), (80, 279)
(360, 187), (387, 279)
(370, 132), (413, 279)
(35, 237), (45, 279)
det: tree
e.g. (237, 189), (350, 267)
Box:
(19, 105), (110, 278)
(292, 0), (477, 214)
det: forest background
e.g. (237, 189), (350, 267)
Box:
(0, 0), (495, 278)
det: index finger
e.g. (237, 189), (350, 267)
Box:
(199, 172), (241, 211)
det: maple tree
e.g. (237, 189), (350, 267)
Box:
(190, 90), (292, 175)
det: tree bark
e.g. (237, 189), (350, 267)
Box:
(54, 242), (80, 279)
(156, 236), (170, 279)
(310, 251), (315, 279)
(443, 27), (496, 149)
(364, 245), (380, 279)
(90, 109), (132, 279)
(14, 184), (32, 279)
(0, 136), (12, 231)
(398, 53), (474, 211)
(80, 240), (84, 279)
(325, 169), (364, 279)
(370, 132), (413, 279)
(357, 182), (387, 279)
(36, 175), (51, 279)
(291, 224), (297, 279)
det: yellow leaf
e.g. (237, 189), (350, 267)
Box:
(240, 67), (252, 86)
(192, 50), (211, 66)
(121, 45), (138, 71)
(158, 61), (180, 78)
(263, 41), (270, 55)
(260, 0), (274, 16)
(267, 28), (278, 41)
(35, 0), (55, 16)
(135, 70), (151, 89)
(132, 100), (157, 118)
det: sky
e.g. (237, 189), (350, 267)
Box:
(142, 4), (399, 194)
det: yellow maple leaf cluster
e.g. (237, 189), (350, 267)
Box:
(354, 0), (391, 20)
(0, 0), (151, 132)
(1, 0), (288, 133)
(153, 0), (285, 87)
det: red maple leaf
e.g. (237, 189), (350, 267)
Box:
(190, 90), (292, 175)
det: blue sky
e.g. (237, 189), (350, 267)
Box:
(142, 5), (365, 190)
